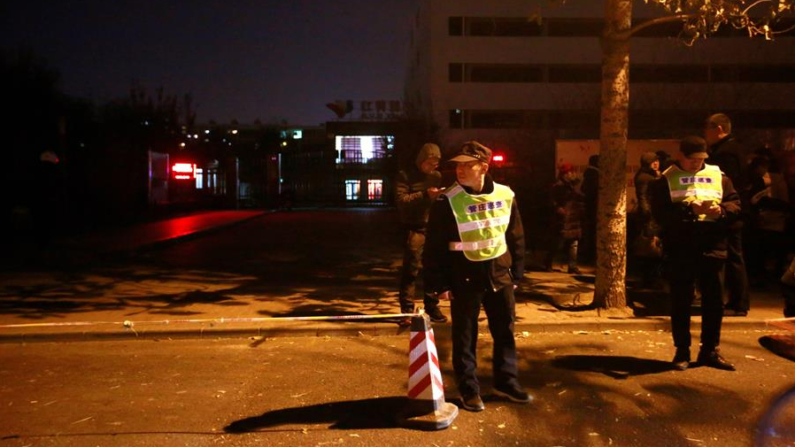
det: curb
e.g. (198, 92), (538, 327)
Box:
(0, 318), (780, 343)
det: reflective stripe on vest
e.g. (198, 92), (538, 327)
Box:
(445, 182), (514, 261)
(663, 163), (723, 222)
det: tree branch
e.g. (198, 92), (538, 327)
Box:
(626, 14), (693, 38)
(743, 0), (773, 15)
(771, 22), (795, 35)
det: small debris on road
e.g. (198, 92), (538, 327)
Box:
(70, 416), (93, 425)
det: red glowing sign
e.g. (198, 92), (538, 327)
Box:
(172, 163), (196, 180)
(492, 154), (505, 163)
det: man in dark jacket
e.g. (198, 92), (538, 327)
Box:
(546, 163), (585, 274)
(396, 143), (447, 323)
(424, 141), (529, 412)
(705, 113), (750, 316)
(650, 136), (742, 372)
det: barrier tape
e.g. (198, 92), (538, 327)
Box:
(0, 311), (424, 330)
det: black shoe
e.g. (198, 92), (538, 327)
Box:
(493, 384), (533, 403)
(568, 266), (582, 274)
(723, 308), (748, 317)
(425, 306), (448, 323)
(697, 349), (736, 371)
(672, 348), (690, 371)
(459, 393), (485, 412)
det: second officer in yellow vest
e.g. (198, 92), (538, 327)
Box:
(424, 141), (530, 412)
(650, 136), (742, 372)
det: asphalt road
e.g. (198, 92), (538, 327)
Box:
(1, 330), (793, 447)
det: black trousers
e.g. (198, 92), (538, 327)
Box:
(724, 227), (750, 311)
(668, 255), (725, 351)
(450, 284), (519, 396)
(398, 229), (439, 311)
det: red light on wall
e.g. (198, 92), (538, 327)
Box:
(172, 163), (196, 180)
(493, 154), (505, 163)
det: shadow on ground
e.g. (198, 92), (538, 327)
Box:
(0, 210), (406, 321)
(551, 355), (675, 379)
(224, 397), (409, 432)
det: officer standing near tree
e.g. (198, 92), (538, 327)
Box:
(650, 136), (742, 371)
(423, 141), (530, 412)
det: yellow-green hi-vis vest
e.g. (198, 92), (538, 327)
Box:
(444, 182), (514, 261)
(663, 163), (723, 222)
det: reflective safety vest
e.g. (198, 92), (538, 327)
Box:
(663, 163), (723, 222)
(444, 181), (514, 261)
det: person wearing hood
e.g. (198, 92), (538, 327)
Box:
(545, 162), (585, 274)
(633, 152), (663, 286)
(396, 143), (447, 323)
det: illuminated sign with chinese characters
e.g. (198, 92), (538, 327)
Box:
(326, 100), (404, 121)
(172, 163), (196, 180)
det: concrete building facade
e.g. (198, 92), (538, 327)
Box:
(405, 0), (795, 193)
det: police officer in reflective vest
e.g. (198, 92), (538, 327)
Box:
(650, 136), (742, 371)
(424, 141), (530, 412)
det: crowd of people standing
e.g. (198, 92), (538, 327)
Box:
(394, 114), (794, 410)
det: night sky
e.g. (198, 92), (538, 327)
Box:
(2, 0), (413, 126)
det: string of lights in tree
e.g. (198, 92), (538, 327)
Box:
(642, 0), (795, 43)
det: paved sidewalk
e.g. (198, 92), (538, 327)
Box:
(0, 209), (790, 342)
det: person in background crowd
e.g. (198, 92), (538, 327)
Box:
(633, 152), (663, 287)
(782, 256), (795, 318)
(424, 141), (530, 412)
(581, 155), (599, 265)
(745, 154), (791, 286)
(651, 136), (741, 372)
(780, 150), (795, 317)
(704, 113), (750, 316)
(33, 150), (64, 248)
(546, 162), (585, 274)
(396, 143), (447, 324)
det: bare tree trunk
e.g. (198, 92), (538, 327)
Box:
(593, 0), (631, 309)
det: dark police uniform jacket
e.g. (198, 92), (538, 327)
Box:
(423, 175), (525, 296)
(649, 164), (741, 259)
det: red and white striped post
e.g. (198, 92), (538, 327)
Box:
(398, 314), (458, 430)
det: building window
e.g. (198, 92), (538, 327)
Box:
(548, 65), (601, 83)
(335, 135), (394, 165)
(632, 65), (708, 83)
(367, 179), (383, 201)
(345, 180), (360, 201)
(546, 18), (604, 37)
(449, 63), (463, 82)
(449, 109), (463, 129)
(448, 17), (795, 39)
(469, 110), (526, 129)
(446, 63), (795, 84)
(195, 168), (204, 189)
(468, 64), (543, 82)
(449, 16), (463, 36)
(465, 17), (542, 36)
